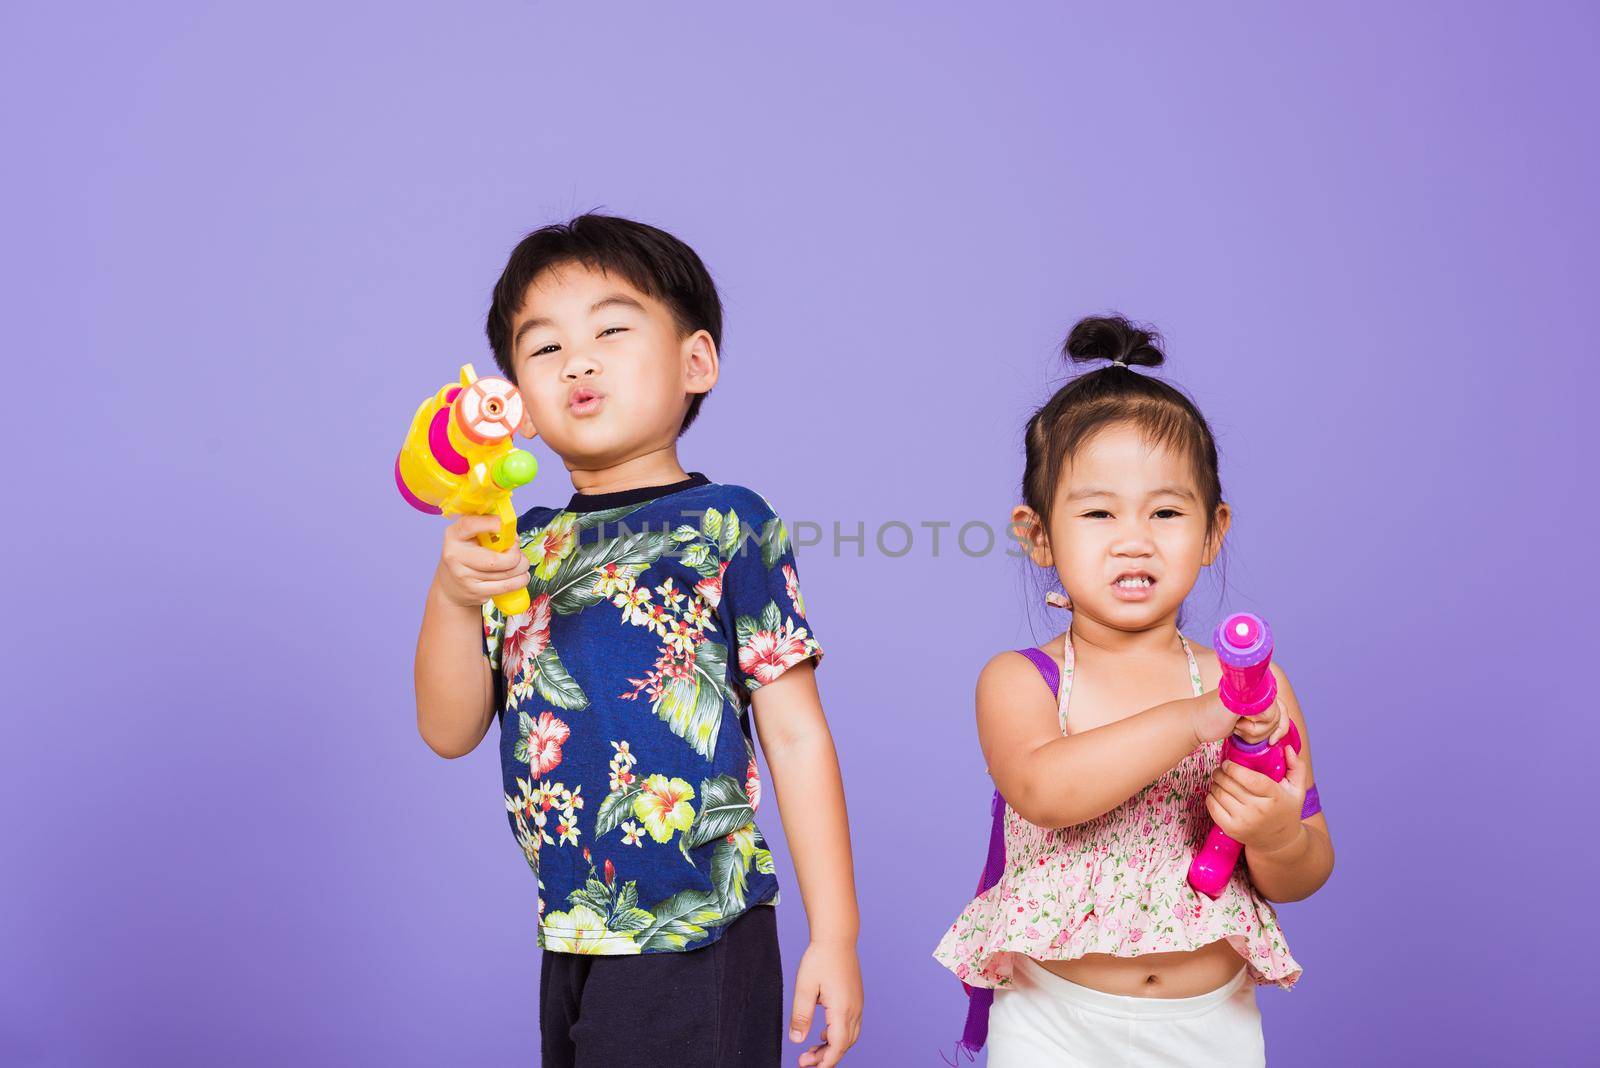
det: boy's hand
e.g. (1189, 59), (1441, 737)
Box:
(790, 939), (862, 1067)
(434, 515), (529, 610)
(1205, 742), (1311, 853)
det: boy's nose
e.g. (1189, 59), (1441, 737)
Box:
(561, 355), (602, 379)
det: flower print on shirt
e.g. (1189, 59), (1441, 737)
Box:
(783, 563), (804, 616)
(479, 483), (822, 955)
(514, 710), (570, 777)
(631, 774), (697, 844)
(545, 854), (747, 955)
(500, 593), (591, 712)
(716, 510), (822, 695)
(527, 511), (578, 580)
(612, 507), (758, 761)
(542, 903), (641, 955)
(694, 559), (728, 607)
(505, 776), (585, 854)
(614, 500), (821, 757)
(617, 575), (737, 758)
(745, 741), (762, 812)
(501, 503), (680, 715)
(737, 610), (819, 688)
(501, 594), (551, 679)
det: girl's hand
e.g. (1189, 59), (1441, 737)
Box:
(434, 515), (530, 609)
(1205, 742), (1311, 853)
(1190, 692), (1290, 747)
(791, 939), (863, 1067)
(1232, 696), (1289, 747)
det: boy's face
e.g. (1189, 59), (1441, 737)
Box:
(1018, 422), (1230, 625)
(506, 262), (717, 468)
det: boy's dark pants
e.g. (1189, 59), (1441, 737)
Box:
(540, 903), (783, 1067)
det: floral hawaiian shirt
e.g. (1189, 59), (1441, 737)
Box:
(480, 472), (823, 955)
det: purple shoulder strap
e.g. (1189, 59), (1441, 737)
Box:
(952, 649), (1057, 1058)
(1015, 646), (1060, 701)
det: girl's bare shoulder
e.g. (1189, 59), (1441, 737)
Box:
(976, 640), (1061, 705)
(1036, 631), (1067, 661)
(1186, 635), (1221, 690)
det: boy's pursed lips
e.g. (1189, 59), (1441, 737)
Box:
(568, 384), (606, 414)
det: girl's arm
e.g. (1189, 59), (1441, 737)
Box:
(750, 661), (862, 1068)
(1242, 811), (1333, 903)
(977, 650), (1221, 829)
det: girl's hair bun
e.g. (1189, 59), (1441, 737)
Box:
(1062, 314), (1166, 370)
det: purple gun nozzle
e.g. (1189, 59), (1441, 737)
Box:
(1213, 612), (1276, 718)
(1222, 614), (1262, 652)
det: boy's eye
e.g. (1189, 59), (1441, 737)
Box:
(530, 344), (560, 357)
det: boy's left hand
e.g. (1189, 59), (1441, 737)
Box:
(790, 939), (862, 1067)
(1204, 743), (1310, 854)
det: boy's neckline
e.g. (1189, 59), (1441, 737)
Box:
(563, 471), (711, 513)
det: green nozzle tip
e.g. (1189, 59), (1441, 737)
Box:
(494, 450), (538, 489)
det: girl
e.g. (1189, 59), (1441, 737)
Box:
(934, 316), (1334, 1066)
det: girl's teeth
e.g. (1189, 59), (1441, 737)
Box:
(1115, 578), (1152, 588)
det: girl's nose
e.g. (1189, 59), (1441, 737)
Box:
(1111, 532), (1156, 554)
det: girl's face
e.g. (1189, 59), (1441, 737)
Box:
(1015, 422), (1229, 628)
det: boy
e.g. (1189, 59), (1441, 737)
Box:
(413, 215), (862, 1067)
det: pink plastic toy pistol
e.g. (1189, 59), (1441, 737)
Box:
(1186, 612), (1303, 899)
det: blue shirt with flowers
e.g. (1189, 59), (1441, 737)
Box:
(480, 472), (823, 955)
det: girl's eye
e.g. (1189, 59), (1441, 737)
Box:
(599, 327), (628, 338)
(530, 344), (560, 357)
(1082, 509), (1182, 519)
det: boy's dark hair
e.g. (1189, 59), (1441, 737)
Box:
(1022, 315), (1228, 619)
(485, 213), (723, 434)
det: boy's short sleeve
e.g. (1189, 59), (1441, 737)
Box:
(482, 602), (508, 718)
(715, 493), (823, 695)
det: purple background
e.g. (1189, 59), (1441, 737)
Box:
(5, 2), (1594, 1064)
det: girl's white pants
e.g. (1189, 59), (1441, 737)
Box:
(986, 955), (1266, 1067)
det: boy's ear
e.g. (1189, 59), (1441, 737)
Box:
(683, 329), (719, 396)
(1201, 501), (1232, 566)
(1010, 504), (1053, 567)
(511, 380), (540, 440)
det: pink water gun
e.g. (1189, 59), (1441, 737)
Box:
(1186, 612), (1304, 899)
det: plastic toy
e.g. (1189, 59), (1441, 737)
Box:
(1187, 611), (1303, 898)
(395, 364), (537, 615)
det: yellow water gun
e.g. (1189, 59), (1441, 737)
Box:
(395, 364), (538, 615)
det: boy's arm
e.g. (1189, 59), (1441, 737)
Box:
(750, 661), (862, 1068)
(414, 571), (496, 759)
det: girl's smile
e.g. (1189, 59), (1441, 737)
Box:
(1110, 570), (1158, 601)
